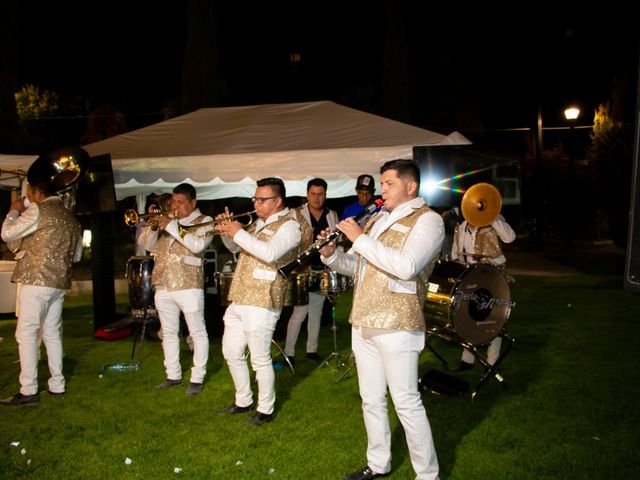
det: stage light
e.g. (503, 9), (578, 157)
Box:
(82, 229), (92, 248)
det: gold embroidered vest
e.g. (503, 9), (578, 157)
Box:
(151, 215), (207, 291)
(228, 212), (300, 309)
(454, 223), (503, 262)
(349, 206), (435, 331)
(289, 205), (314, 273)
(12, 200), (81, 289)
(292, 205), (314, 252)
(474, 226), (502, 261)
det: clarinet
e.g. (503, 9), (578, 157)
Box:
(279, 199), (384, 277)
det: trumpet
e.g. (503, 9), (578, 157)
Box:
(177, 210), (256, 238)
(124, 208), (174, 227)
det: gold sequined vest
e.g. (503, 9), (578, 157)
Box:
(349, 206), (435, 331)
(289, 205), (314, 273)
(228, 212), (300, 309)
(151, 215), (207, 291)
(474, 226), (502, 261)
(12, 200), (81, 289)
(454, 223), (502, 262)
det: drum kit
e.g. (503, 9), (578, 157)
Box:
(424, 183), (515, 398)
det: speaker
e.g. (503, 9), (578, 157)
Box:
(625, 59), (640, 293)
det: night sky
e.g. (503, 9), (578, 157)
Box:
(14, 2), (640, 131)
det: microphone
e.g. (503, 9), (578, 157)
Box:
(279, 199), (384, 277)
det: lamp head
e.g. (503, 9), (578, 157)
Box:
(564, 106), (580, 121)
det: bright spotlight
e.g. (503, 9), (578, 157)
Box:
(424, 179), (438, 194)
(82, 229), (92, 248)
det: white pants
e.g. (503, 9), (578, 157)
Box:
(284, 291), (325, 356)
(352, 327), (439, 480)
(15, 284), (67, 395)
(155, 288), (209, 383)
(462, 336), (502, 365)
(222, 303), (280, 415)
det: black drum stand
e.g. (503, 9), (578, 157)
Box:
(130, 305), (158, 363)
(320, 294), (355, 382)
(271, 339), (295, 375)
(425, 327), (514, 399)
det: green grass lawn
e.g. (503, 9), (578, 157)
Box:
(1, 272), (639, 479)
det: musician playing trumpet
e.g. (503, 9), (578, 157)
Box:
(451, 202), (515, 371)
(137, 183), (213, 396)
(318, 159), (442, 480)
(216, 177), (301, 426)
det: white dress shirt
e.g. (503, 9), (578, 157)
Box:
(452, 214), (515, 266)
(2, 197), (83, 262)
(221, 208), (301, 263)
(323, 196), (444, 287)
(139, 208), (213, 255)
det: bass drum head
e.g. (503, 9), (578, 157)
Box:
(451, 264), (511, 344)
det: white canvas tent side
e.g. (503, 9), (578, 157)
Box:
(0, 155), (36, 192)
(83, 101), (470, 202)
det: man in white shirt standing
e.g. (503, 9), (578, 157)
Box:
(217, 177), (301, 426)
(1, 179), (82, 406)
(451, 210), (515, 370)
(284, 177), (339, 364)
(320, 159), (442, 480)
(138, 183), (213, 396)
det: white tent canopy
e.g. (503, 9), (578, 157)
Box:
(0, 155), (36, 191)
(83, 101), (470, 200)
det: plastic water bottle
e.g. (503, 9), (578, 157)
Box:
(99, 362), (140, 374)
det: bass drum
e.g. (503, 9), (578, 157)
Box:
(425, 261), (512, 345)
(126, 256), (156, 314)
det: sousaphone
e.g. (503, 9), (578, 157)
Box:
(460, 182), (502, 228)
(26, 146), (91, 210)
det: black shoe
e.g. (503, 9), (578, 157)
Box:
(155, 378), (183, 389)
(285, 356), (296, 367)
(185, 382), (203, 396)
(47, 389), (65, 396)
(246, 411), (274, 426)
(306, 352), (321, 361)
(219, 403), (255, 414)
(344, 465), (389, 480)
(0, 392), (40, 406)
(452, 361), (474, 372)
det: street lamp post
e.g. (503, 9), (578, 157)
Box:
(564, 106), (580, 251)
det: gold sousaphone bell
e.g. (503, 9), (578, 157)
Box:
(27, 146), (90, 192)
(460, 182), (502, 228)
(26, 146), (91, 211)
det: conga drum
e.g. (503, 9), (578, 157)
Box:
(284, 272), (309, 306)
(125, 256), (156, 319)
(215, 271), (234, 306)
(310, 268), (353, 296)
